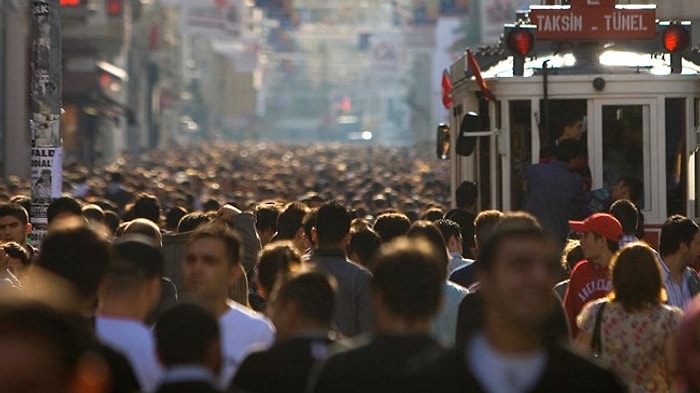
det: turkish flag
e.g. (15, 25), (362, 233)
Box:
(466, 49), (495, 101)
(441, 69), (452, 109)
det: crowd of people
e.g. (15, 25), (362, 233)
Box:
(0, 142), (699, 393)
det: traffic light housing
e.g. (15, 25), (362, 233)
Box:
(658, 21), (692, 74)
(504, 24), (536, 76)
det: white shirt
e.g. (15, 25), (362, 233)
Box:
(468, 333), (547, 393)
(218, 300), (275, 389)
(95, 316), (163, 393)
(448, 251), (474, 276)
(430, 281), (469, 347)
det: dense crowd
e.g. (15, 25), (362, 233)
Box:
(0, 142), (699, 393)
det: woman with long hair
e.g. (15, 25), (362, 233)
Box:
(576, 243), (683, 392)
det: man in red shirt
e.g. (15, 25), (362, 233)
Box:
(563, 213), (622, 337)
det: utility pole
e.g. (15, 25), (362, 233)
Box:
(30, 0), (61, 246)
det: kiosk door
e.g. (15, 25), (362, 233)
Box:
(592, 99), (656, 222)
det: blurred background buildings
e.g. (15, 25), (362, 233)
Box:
(1, 0), (699, 177)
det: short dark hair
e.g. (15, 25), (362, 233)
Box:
(455, 181), (478, 208)
(104, 210), (120, 234)
(82, 204), (105, 223)
(373, 212), (411, 243)
(616, 176), (643, 202)
(611, 243), (663, 311)
(406, 220), (449, 278)
(155, 303), (219, 366)
(555, 139), (584, 162)
(0, 202), (29, 224)
(132, 192), (161, 224)
(347, 226), (381, 268)
(370, 237), (443, 321)
(47, 197), (82, 224)
(255, 202), (281, 233)
(165, 207), (187, 230)
(609, 199), (638, 235)
(434, 218), (462, 243)
(187, 222), (241, 266)
(202, 199), (220, 213)
(474, 210), (504, 249)
(421, 207), (445, 222)
(0, 302), (90, 386)
(276, 202), (309, 240)
(302, 208), (318, 246)
(110, 236), (164, 278)
(660, 215), (699, 257)
(592, 232), (620, 254)
(270, 271), (336, 327)
(36, 225), (110, 298)
(177, 212), (212, 233)
(9, 195), (31, 219)
(315, 201), (351, 246)
(3, 242), (30, 266)
(256, 241), (302, 297)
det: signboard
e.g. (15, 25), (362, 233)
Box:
(529, 2), (656, 41)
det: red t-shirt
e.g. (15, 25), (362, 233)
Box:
(563, 259), (612, 337)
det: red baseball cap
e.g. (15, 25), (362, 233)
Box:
(569, 213), (622, 242)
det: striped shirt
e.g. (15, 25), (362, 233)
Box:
(659, 259), (694, 308)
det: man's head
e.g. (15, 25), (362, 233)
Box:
(347, 226), (381, 269)
(255, 202), (281, 246)
(256, 241), (302, 300)
(473, 209), (504, 251)
(434, 218), (462, 255)
(369, 237), (444, 332)
(555, 139), (585, 164)
(47, 197), (82, 225)
(177, 211), (212, 233)
(406, 220), (449, 279)
(122, 218), (163, 247)
(301, 208), (318, 250)
(267, 272), (336, 341)
(314, 201), (351, 248)
(609, 199), (639, 236)
(2, 242), (30, 279)
(155, 303), (220, 374)
(275, 202), (309, 251)
(0, 203), (31, 244)
(557, 112), (585, 141)
(182, 223), (242, 307)
(165, 207), (187, 232)
(477, 212), (560, 331)
(659, 215), (700, 264)
(132, 192), (161, 225)
(0, 302), (105, 393)
(569, 213), (622, 262)
(372, 212), (411, 243)
(611, 176), (642, 203)
(32, 225), (111, 312)
(455, 181), (478, 209)
(102, 235), (164, 320)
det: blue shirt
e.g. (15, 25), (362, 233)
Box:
(523, 161), (585, 245)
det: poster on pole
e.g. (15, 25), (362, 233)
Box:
(31, 146), (62, 208)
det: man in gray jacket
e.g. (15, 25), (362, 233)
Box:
(305, 201), (372, 337)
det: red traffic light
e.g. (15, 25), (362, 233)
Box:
(107, 0), (122, 16)
(507, 28), (534, 56)
(662, 24), (690, 53)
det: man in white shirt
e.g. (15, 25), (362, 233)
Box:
(182, 214), (275, 389)
(659, 215), (700, 308)
(435, 218), (474, 275)
(95, 234), (165, 393)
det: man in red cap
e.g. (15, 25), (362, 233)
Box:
(563, 213), (622, 337)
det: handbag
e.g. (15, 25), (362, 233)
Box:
(591, 302), (606, 358)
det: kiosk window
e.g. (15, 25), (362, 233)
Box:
(666, 98), (686, 216)
(509, 100), (531, 210)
